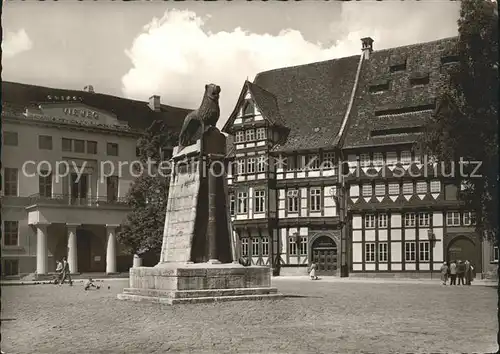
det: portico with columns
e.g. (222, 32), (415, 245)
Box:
(32, 222), (122, 275)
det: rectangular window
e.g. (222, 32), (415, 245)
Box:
(3, 221), (19, 246)
(235, 131), (244, 143)
(365, 243), (376, 262)
(307, 155), (320, 170)
(4, 131), (18, 146)
(237, 159), (246, 175)
(285, 156), (296, 171)
(386, 152), (398, 165)
(256, 128), (266, 140)
(4, 168), (18, 196)
(401, 150), (412, 164)
(446, 211), (460, 226)
(254, 190), (266, 213)
(463, 211), (476, 226)
(322, 152), (335, 169)
(430, 180), (441, 193)
(300, 237), (307, 255)
(360, 153), (371, 167)
(87, 141), (97, 154)
(257, 155), (266, 172)
(362, 184), (373, 197)
(38, 171), (52, 198)
(62, 138), (72, 152)
(288, 237), (298, 256)
(375, 183), (385, 196)
(106, 176), (119, 202)
(247, 157), (256, 174)
(309, 188), (322, 212)
(237, 192), (248, 214)
(38, 135), (53, 150)
(262, 237), (269, 256)
(229, 193), (235, 216)
(419, 241), (430, 261)
(2, 259), (19, 276)
(365, 214), (376, 229)
(416, 181), (427, 194)
(379, 243), (388, 262)
(245, 129), (255, 142)
(493, 246), (499, 262)
(418, 212), (432, 227)
(287, 189), (299, 213)
(73, 139), (85, 153)
(241, 238), (249, 256)
(373, 152), (384, 167)
(107, 143), (119, 156)
(403, 182), (413, 194)
(404, 213), (416, 227)
(378, 214), (388, 228)
(388, 183), (400, 195)
(252, 239), (259, 256)
(405, 242), (416, 261)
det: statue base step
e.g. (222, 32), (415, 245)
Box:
(117, 263), (283, 305)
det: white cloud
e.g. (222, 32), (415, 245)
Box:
(122, 7), (458, 127)
(2, 29), (33, 59)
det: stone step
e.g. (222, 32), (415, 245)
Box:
(121, 287), (278, 299)
(117, 292), (284, 305)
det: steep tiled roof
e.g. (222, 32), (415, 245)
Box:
(342, 37), (458, 149)
(246, 82), (284, 126)
(1, 81), (192, 132)
(252, 55), (361, 152)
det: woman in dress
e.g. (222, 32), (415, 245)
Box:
(309, 262), (318, 280)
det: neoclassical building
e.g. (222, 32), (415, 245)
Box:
(1, 81), (190, 277)
(222, 36), (497, 278)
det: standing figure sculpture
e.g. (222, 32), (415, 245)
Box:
(178, 83), (221, 149)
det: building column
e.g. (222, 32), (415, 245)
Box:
(106, 224), (119, 274)
(35, 223), (50, 275)
(66, 223), (80, 273)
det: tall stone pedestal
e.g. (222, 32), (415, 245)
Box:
(118, 263), (281, 304)
(118, 126), (282, 305)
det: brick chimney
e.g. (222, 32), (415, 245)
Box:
(361, 37), (374, 60)
(149, 95), (161, 112)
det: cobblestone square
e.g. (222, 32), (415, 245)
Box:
(1, 278), (497, 353)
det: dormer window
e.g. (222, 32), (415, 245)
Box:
(390, 61), (407, 73)
(441, 55), (459, 65)
(410, 72), (430, 86)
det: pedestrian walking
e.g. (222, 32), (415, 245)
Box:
(449, 260), (457, 285)
(440, 262), (449, 285)
(60, 257), (73, 286)
(457, 260), (466, 285)
(309, 262), (318, 280)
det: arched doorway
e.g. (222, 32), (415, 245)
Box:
(311, 236), (338, 275)
(447, 236), (477, 266)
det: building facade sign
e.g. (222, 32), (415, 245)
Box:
(63, 107), (99, 120)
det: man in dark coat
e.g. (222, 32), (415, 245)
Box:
(456, 260), (466, 285)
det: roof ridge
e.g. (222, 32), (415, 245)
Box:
(372, 36), (458, 56)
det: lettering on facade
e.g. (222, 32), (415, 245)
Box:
(63, 107), (99, 120)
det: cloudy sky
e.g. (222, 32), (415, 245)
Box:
(2, 1), (460, 126)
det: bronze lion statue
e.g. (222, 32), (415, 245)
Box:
(178, 84), (221, 149)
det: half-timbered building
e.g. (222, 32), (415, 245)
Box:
(223, 36), (497, 278)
